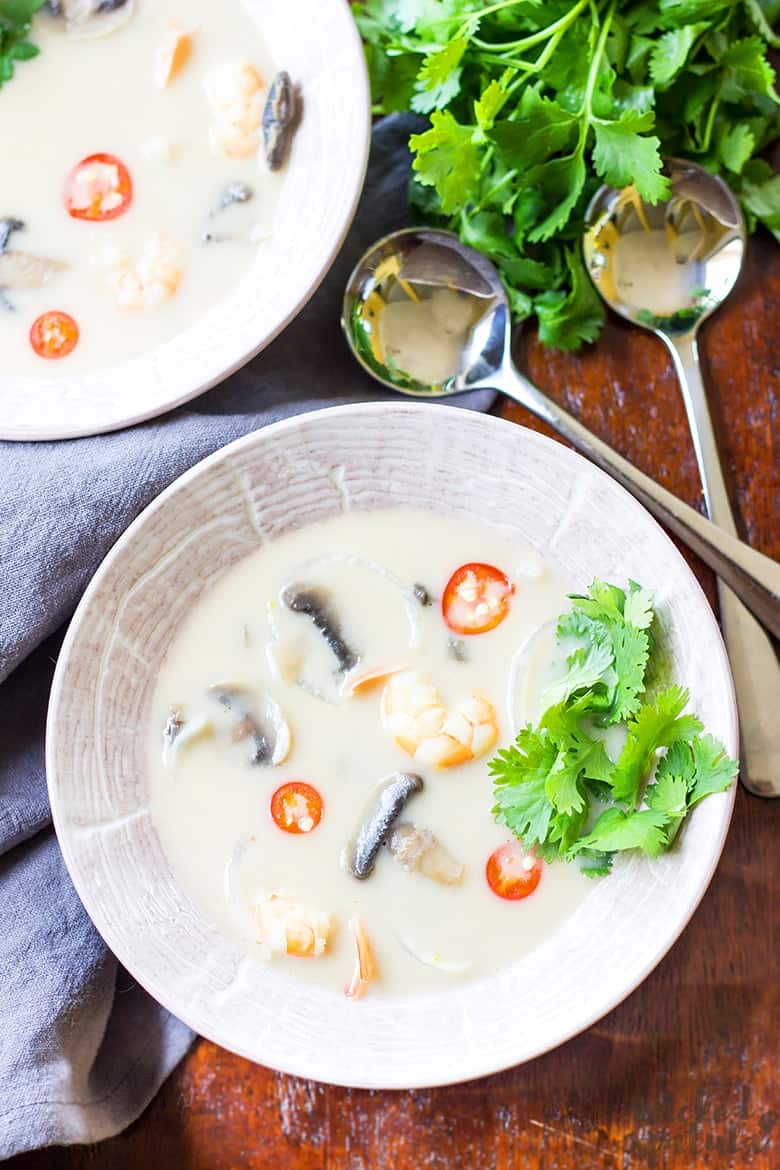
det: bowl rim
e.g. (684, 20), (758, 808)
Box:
(46, 402), (739, 1087)
(0, 1), (371, 443)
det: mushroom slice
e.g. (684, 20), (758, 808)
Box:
(345, 916), (377, 999)
(0, 218), (24, 254)
(262, 70), (296, 171)
(280, 583), (358, 674)
(254, 893), (333, 957)
(46, 0), (136, 39)
(343, 772), (423, 880)
(208, 683), (291, 766)
(387, 822), (465, 885)
(161, 708), (214, 766)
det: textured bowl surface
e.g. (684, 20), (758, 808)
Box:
(47, 403), (738, 1087)
(0, 0), (369, 441)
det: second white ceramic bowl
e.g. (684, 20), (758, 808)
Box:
(1, 0), (370, 441)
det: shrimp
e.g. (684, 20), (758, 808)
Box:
(204, 61), (265, 159)
(99, 235), (182, 310)
(381, 670), (498, 769)
(254, 893), (333, 958)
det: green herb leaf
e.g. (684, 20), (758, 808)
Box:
(592, 112), (669, 202)
(409, 110), (481, 214)
(649, 24), (707, 86)
(610, 685), (703, 804)
(0, 0), (44, 90)
(474, 76), (511, 131)
(719, 36), (777, 103)
(738, 160), (780, 241)
(488, 578), (735, 876)
(718, 123), (756, 173)
(575, 805), (671, 857)
(686, 734), (740, 805)
(413, 35), (468, 113)
(535, 246), (606, 349)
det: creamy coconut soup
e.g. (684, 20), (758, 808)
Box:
(0, 0), (294, 375)
(147, 509), (592, 999)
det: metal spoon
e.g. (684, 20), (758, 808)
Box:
(341, 229), (780, 740)
(584, 159), (778, 797)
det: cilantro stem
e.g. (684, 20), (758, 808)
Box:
(470, 0), (590, 55)
(577, 0), (616, 149)
(472, 167), (519, 214)
(745, 0), (780, 48)
(456, 0), (530, 35)
(700, 92), (721, 153)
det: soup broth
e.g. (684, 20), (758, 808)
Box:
(147, 509), (592, 998)
(0, 0), (283, 375)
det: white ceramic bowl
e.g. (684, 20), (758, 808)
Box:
(47, 404), (738, 1087)
(1, 0), (369, 442)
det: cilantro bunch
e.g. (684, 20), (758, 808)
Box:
(354, 0), (780, 349)
(489, 580), (738, 876)
(0, 1), (45, 88)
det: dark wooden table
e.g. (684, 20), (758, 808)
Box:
(12, 236), (779, 1170)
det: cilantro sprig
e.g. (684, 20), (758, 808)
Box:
(0, 0), (45, 89)
(489, 580), (738, 876)
(355, 0), (780, 350)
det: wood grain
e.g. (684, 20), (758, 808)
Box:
(10, 234), (779, 1170)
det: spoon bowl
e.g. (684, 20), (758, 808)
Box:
(583, 157), (745, 334)
(342, 227), (508, 397)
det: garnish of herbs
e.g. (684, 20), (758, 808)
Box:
(489, 579), (738, 877)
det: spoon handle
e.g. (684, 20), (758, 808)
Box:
(487, 362), (780, 643)
(661, 330), (779, 797)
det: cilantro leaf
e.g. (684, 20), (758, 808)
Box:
(738, 160), (780, 241)
(556, 579), (654, 722)
(409, 110), (481, 214)
(575, 806), (671, 857)
(592, 112), (670, 203)
(649, 24), (707, 86)
(490, 86), (577, 170)
(0, 0), (44, 90)
(490, 727), (558, 847)
(412, 36), (468, 113)
(610, 685), (703, 804)
(646, 768), (689, 818)
(474, 75), (511, 132)
(535, 247), (606, 350)
(543, 637), (613, 708)
(687, 734), (739, 805)
(719, 36), (777, 104)
(718, 123), (756, 174)
(623, 581), (655, 630)
(569, 579), (628, 625)
(524, 154), (586, 243)
(608, 621), (652, 723)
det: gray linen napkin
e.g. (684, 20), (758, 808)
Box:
(0, 115), (494, 1157)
